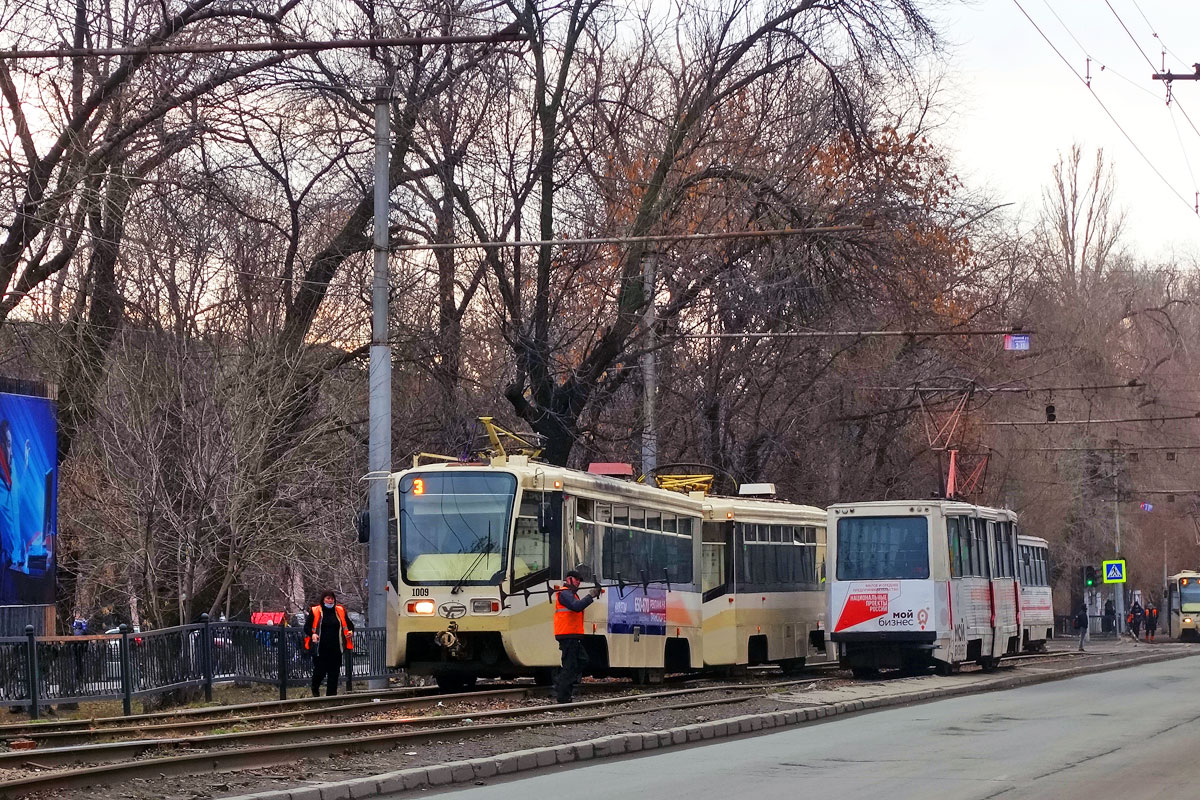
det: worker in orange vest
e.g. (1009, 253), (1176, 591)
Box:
(304, 591), (355, 696)
(553, 571), (601, 704)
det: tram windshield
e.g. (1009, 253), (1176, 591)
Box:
(1179, 578), (1200, 608)
(837, 516), (929, 580)
(398, 471), (515, 585)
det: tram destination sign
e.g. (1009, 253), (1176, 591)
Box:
(1102, 559), (1127, 584)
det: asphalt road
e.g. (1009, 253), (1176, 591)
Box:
(427, 655), (1200, 800)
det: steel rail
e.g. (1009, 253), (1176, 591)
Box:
(0, 693), (767, 797)
(0, 683), (789, 761)
(0, 682), (536, 737)
(16, 687), (539, 746)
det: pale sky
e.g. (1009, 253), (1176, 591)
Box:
(935, 0), (1200, 260)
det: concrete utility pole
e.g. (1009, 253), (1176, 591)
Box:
(367, 86), (392, 688)
(640, 251), (657, 478)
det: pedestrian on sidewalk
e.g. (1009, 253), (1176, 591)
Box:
(1145, 601), (1159, 643)
(1128, 598), (1144, 641)
(1103, 599), (1116, 633)
(1073, 602), (1089, 651)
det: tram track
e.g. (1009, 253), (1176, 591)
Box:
(5, 686), (539, 747)
(0, 669), (836, 746)
(0, 681), (821, 759)
(0, 682), (808, 797)
(0, 682), (453, 738)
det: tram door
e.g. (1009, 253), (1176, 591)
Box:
(701, 521), (737, 664)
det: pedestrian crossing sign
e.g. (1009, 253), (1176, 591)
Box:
(1102, 559), (1126, 584)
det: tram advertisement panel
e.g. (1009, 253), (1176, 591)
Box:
(608, 586), (667, 635)
(0, 392), (57, 605)
(832, 580), (935, 633)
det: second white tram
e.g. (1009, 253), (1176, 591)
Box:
(700, 495), (829, 671)
(827, 500), (1022, 676)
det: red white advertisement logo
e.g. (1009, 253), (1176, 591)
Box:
(835, 592), (890, 632)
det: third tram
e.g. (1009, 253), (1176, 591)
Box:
(827, 500), (1022, 676)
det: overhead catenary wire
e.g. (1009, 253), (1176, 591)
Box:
(864, 381), (1142, 392)
(1011, 445), (1200, 451)
(389, 224), (869, 253)
(983, 412), (1200, 426)
(0, 31), (528, 60)
(1010, 0), (1200, 218)
(679, 329), (1029, 339)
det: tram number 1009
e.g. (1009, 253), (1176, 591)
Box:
(411, 588), (430, 597)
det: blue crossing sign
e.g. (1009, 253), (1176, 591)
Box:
(1102, 559), (1126, 584)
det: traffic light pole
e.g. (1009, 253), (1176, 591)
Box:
(1113, 461), (1125, 635)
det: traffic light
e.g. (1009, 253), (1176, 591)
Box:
(1084, 565), (1097, 587)
(1045, 404), (1057, 422)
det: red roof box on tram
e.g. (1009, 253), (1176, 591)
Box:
(587, 462), (635, 478)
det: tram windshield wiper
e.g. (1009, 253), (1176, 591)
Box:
(450, 525), (493, 595)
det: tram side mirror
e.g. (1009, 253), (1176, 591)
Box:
(574, 563), (595, 582)
(356, 510), (371, 544)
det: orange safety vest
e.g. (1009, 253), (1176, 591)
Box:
(306, 604), (354, 652)
(553, 587), (585, 638)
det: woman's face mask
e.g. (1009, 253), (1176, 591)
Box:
(323, 601), (334, 608)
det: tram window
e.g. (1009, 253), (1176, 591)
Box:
(1006, 529), (1013, 576)
(768, 525), (781, 543)
(595, 503), (612, 524)
(678, 517), (693, 538)
(993, 526), (1009, 577)
(629, 507), (644, 531)
(662, 514), (677, 533)
(702, 543), (725, 594)
(645, 510), (661, 531)
(962, 523), (976, 576)
(794, 527), (804, 544)
(512, 492), (562, 589)
(947, 517), (964, 577)
(670, 530), (694, 583)
(980, 521), (992, 578)
(612, 505), (629, 528)
(836, 516), (929, 581)
(744, 524), (757, 542)
(568, 517), (597, 575)
(974, 522), (986, 577)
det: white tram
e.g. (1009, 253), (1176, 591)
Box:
(1165, 571), (1200, 641)
(827, 500), (1022, 676)
(1016, 534), (1053, 651)
(386, 453), (829, 689)
(700, 491), (830, 671)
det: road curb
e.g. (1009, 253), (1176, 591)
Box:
(221, 648), (1196, 800)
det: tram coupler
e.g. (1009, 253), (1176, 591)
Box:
(435, 621), (468, 659)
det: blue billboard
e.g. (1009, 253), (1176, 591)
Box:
(0, 392), (57, 605)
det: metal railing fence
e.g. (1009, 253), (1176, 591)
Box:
(0, 616), (388, 718)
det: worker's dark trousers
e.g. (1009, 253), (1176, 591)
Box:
(554, 638), (588, 703)
(312, 651), (342, 696)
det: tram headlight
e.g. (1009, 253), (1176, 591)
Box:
(1185, 617), (1193, 625)
(407, 600), (436, 615)
(472, 599), (501, 614)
